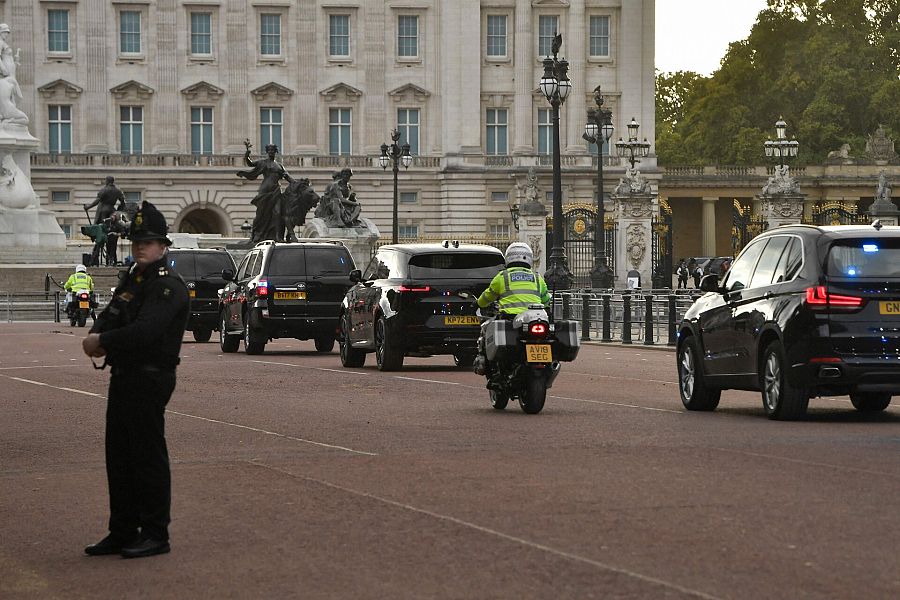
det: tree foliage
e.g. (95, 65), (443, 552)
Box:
(656, 0), (900, 165)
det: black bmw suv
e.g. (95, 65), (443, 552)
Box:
(167, 248), (236, 342)
(339, 242), (505, 371)
(678, 223), (900, 420)
(219, 240), (356, 354)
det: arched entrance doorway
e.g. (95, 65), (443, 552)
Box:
(177, 207), (229, 235)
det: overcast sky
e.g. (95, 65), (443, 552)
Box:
(655, 0), (769, 76)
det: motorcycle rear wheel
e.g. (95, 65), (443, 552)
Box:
(518, 371), (547, 414)
(77, 313), (87, 328)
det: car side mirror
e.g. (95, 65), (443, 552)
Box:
(349, 269), (362, 283)
(221, 268), (234, 281)
(699, 274), (722, 293)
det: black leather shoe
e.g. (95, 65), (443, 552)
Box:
(85, 534), (137, 556)
(120, 538), (170, 559)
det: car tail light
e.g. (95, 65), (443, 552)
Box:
(256, 279), (269, 296)
(809, 357), (842, 363)
(399, 284), (431, 292)
(805, 286), (863, 310)
(529, 322), (548, 337)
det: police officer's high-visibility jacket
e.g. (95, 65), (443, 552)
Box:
(64, 272), (94, 293)
(477, 267), (551, 315)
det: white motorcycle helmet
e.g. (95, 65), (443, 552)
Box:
(504, 242), (534, 269)
(75, 264), (87, 273)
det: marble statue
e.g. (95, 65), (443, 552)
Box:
(0, 152), (35, 208)
(0, 24), (27, 126)
(614, 166), (651, 196)
(875, 170), (893, 204)
(761, 164), (800, 196)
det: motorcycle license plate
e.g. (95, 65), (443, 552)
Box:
(444, 315), (479, 326)
(79, 301), (90, 309)
(189, 290), (196, 298)
(274, 291), (306, 300)
(526, 344), (552, 363)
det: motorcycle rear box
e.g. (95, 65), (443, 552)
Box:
(552, 320), (581, 362)
(483, 319), (516, 360)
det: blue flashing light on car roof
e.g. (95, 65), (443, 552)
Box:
(863, 243), (879, 253)
(847, 267), (858, 276)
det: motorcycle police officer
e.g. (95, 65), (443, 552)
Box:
(64, 264), (94, 316)
(82, 201), (189, 559)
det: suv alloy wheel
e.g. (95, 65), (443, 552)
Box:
(677, 336), (721, 411)
(761, 340), (809, 420)
(339, 312), (366, 368)
(243, 318), (267, 355)
(375, 317), (404, 371)
(220, 312), (240, 353)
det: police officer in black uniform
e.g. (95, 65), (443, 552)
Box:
(82, 201), (189, 559)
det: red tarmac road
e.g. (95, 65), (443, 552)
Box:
(1, 323), (898, 599)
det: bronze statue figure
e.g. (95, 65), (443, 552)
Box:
(279, 178), (320, 242)
(315, 168), (361, 228)
(85, 176), (125, 225)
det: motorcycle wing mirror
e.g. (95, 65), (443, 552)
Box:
(699, 274), (723, 293)
(349, 269), (362, 283)
(221, 268), (235, 281)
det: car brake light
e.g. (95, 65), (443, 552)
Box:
(529, 323), (548, 337)
(257, 279), (269, 296)
(805, 286), (863, 309)
(809, 357), (842, 363)
(399, 284), (431, 292)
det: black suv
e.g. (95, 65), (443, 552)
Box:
(339, 242), (505, 371)
(219, 240), (356, 354)
(167, 248), (236, 342)
(677, 224), (900, 420)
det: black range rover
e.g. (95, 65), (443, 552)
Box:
(219, 240), (356, 354)
(167, 248), (236, 342)
(678, 223), (900, 420)
(339, 242), (505, 371)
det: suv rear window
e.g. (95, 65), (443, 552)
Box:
(267, 247), (306, 276)
(305, 247), (352, 276)
(168, 252), (234, 279)
(406, 252), (504, 279)
(827, 239), (900, 278)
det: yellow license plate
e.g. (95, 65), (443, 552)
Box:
(526, 344), (552, 363)
(879, 301), (900, 315)
(79, 301), (90, 309)
(444, 315), (480, 326)
(189, 290), (196, 298)
(274, 291), (306, 300)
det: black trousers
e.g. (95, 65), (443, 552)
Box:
(105, 367), (176, 541)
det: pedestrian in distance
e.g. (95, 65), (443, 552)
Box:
(82, 201), (189, 559)
(693, 264), (703, 289)
(675, 258), (688, 289)
(720, 259), (732, 279)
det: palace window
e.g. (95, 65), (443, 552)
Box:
(491, 191), (509, 203)
(190, 13), (213, 55)
(329, 15), (350, 57)
(397, 109), (420, 156)
(400, 192), (417, 204)
(486, 15), (507, 57)
(260, 108), (283, 150)
(490, 224), (510, 239)
(397, 15), (418, 58)
(120, 106), (143, 155)
(538, 15), (558, 57)
(48, 10), (70, 53)
(398, 225), (418, 239)
(486, 108), (508, 156)
(329, 108), (351, 156)
(260, 14), (281, 56)
(537, 108), (552, 155)
(51, 191), (70, 203)
(589, 16), (610, 57)
(190, 107), (214, 155)
(48, 105), (72, 154)
(120, 11), (141, 54)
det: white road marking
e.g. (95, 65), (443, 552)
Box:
(252, 359), (369, 376)
(0, 364), (81, 371)
(251, 460), (722, 600)
(0, 374), (377, 457)
(395, 376), (461, 385)
(549, 394), (683, 413)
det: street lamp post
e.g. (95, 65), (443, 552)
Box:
(539, 35), (573, 290)
(582, 85), (615, 289)
(763, 116), (799, 168)
(614, 117), (651, 169)
(379, 129), (412, 244)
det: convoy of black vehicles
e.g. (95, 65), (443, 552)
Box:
(678, 223), (900, 420)
(167, 248), (236, 342)
(218, 240), (355, 354)
(339, 242), (506, 371)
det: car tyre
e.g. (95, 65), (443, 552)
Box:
(193, 329), (212, 343)
(453, 352), (476, 368)
(677, 336), (721, 411)
(849, 393), (891, 412)
(314, 335), (336, 353)
(243, 318), (266, 355)
(761, 340), (809, 420)
(339, 313), (366, 368)
(375, 317), (404, 371)
(219, 313), (240, 353)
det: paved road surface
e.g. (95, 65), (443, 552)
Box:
(1, 323), (898, 599)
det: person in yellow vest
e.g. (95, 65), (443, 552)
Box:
(64, 264), (95, 317)
(477, 242), (550, 316)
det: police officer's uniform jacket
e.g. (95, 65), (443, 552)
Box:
(477, 266), (551, 315)
(65, 271), (94, 293)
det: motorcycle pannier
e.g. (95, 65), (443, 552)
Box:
(483, 318), (516, 360)
(552, 320), (581, 362)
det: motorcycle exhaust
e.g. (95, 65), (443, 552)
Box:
(545, 361), (562, 388)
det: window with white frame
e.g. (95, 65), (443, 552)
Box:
(486, 15), (507, 57)
(589, 16), (610, 57)
(537, 108), (552, 155)
(329, 15), (350, 57)
(586, 136), (610, 157)
(489, 224), (510, 239)
(260, 14), (281, 56)
(260, 108), (283, 150)
(48, 105), (72, 153)
(51, 191), (69, 203)
(190, 107), (214, 155)
(397, 15), (418, 58)
(124, 191), (142, 206)
(491, 191), (509, 203)
(329, 108), (351, 156)
(190, 13), (212, 55)
(61, 223), (72, 238)
(120, 11), (141, 54)
(538, 15), (558, 57)
(48, 10), (70, 53)
(486, 108), (508, 155)
(397, 109), (420, 156)
(400, 192), (417, 204)
(398, 224), (418, 239)
(120, 106), (143, 155)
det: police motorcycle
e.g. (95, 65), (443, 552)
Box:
(66, 290), (94, 327)
(474, 301), (581, 414)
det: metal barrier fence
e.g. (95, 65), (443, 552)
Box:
(1, 291), (109, 323)
(551, 289), (703, 345)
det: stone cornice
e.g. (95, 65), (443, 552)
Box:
(180, 81), (225, 101)
(37, 79), (83, 99)
(110, 80), (155, 100)
(387, 83), (430, 102)
(319, 82), (363, 102)
(250, 81), (294, 101)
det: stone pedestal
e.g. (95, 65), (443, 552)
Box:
(867, 200), (900, 226)
(613, 193), (655, 288)
(759, 194), (805, 229)
(516, 199), (547, 272)
(301, 217), (380, 271)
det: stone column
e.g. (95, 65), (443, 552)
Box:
(363, 3), (386, 155)
(517, 202), (548, 272)
(614, 193), (654, 287)
(81, 0), (109, 153)
(223, 0), (250, 155)
(512, 0), (534, 154)
(294, 0), (317, 154)
(153, 0), (179, 153)
(565, 0), (585, 154)
(701, 196), (717, 256)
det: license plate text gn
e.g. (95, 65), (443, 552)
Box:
(879, 301), (900, 315)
